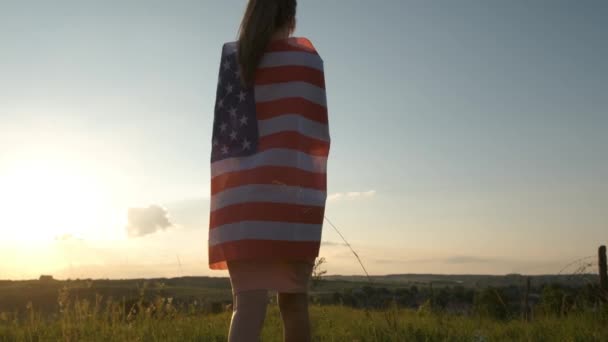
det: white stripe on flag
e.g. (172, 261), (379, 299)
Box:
(211, 148), (327, 178)
(255, 82), (326, 107)
(209, 221), (322, 246)
(259, 51), (324, 71)
(258, 114), (330, 142)
(211, 184), (327, 211)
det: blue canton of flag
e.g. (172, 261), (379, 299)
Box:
(211, 52), (258, 162)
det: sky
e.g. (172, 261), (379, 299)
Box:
(0, 0), (607, 279)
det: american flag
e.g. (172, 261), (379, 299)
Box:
(209, 38), (330, 270)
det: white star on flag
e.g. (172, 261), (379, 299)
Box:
(239, 115), (248, 126)
(223, 60), (231, 71)
(230, 130), (238, 140)
(221, 145), (229, 154)
(220, 122), (228, 132)
(225, 83), (233, 94)
(238, 91), (246, 102)
(242, 138), (251, 150)
(228, 107), (238, 118)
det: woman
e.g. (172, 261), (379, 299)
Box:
(209, 0), (330, 341)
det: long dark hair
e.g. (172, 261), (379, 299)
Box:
(237, 0), (297, 87)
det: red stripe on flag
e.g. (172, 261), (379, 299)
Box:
(255, 66), (325, 88)
(210, 202), (325, 229)
(266, 38), (318, 54)
(256, 97), (327, 123)
(209, 240), (320, 270)
(258, 131), (330, 156)
(211, 166), (326, 195)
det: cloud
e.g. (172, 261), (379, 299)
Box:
(328, 190), (376, 201)
(126, 205), (173, 238)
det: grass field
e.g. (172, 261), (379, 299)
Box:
(2, 275), (607, 341)
(2, 303), (608, 341)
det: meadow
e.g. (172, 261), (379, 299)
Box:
(1, 301), (607, 341)
(1, 275), (607, 341)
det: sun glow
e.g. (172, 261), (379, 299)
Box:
(0, 157), (113, 242)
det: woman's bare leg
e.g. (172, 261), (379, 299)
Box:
(229, 290), (268, 342)
(278, 292), (311, 342)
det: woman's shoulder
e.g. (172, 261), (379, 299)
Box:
(220, 37), (322, 59)
(221, 41), (238, 56)
(267, 37), (320, 56)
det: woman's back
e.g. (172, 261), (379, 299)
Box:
(209, 37), (330, 270)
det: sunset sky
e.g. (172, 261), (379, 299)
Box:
(1, 0), (607, 279)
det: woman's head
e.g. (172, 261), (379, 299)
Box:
(237, 0), (297, 87)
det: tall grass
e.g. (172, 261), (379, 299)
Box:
(2, 294), (608, 341)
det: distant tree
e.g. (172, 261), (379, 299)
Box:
(540, 284), (571, 316)
(394, 288), (414, 307)
(410, 285), (419, 296)
(362, 285), (374, 297)
(341, 288), (357, 307)
(332, 291), (343, 305)
(474, 287), (509, 320)
(39, 275), (54, 282)
(434, 288), (450, 309)
(573, 283), (601, 311)
(450, 285), (474, 303)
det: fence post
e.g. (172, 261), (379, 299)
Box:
(429, 281), (434, 310)
(599, 245), (608, 302)
(523, 276), (531, 322)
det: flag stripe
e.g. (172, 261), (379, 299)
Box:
(256, 97), (328, 124)
(266, 38), (318, 53)
(258, 131), (330, 156)
(259, 51), (324, 71)
(210, 202), (325, 229)
(209, 221), (322, 246)
(211, 148), (327, 178)
(210, 184), (327, 211)
(258, 114), (330, 142)
(209, 240), (320, 270)
(255, 82), (326, 107)
(211, 166), (326, 195)
(256, 66), (325, 88)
